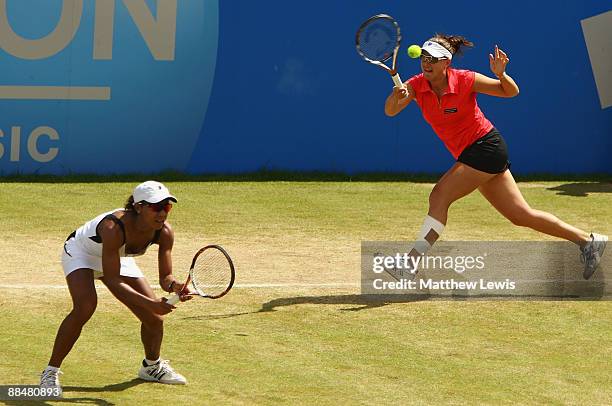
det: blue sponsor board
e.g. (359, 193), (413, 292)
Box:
(0, 0), (217, 173)
(0, 1), (610, 175)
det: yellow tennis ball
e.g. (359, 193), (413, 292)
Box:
(407, 45), (421, 58)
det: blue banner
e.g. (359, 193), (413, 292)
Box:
(0, 1), (610, 175)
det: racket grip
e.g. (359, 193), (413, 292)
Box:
(166, 294), (180, 305)
(391, 73), (408, 101)
(391, 73), (403, 88)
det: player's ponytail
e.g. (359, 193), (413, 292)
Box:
(124, 195), (135, 211)
(432, 34), (474, 56)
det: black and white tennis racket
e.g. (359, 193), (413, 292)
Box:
(166, 245), (235, 305)
(355, 14), (405, 90)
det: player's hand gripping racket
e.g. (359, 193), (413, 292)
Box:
(166, 245), (235, 305)
(355, 14), (407, 98)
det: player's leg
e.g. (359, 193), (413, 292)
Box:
(478, 170), (589, 243)
(388, 163), (496, 281)
(41, 268), (97, 387)
(418, 162), (495, 252)
(48, 269), (98, 367)
(115, 275), (163, 361)
(99, 257), (165, 361)
(478, 170), (607, 279)
(103, 274), (186, 384)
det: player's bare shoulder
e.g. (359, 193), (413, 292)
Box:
(97, 215), (125, 248)
(158, 221), (175, 247)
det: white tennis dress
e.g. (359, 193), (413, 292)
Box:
(61, 209), (159, 278)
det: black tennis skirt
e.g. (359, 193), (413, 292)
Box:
(457, 127), (510, 174)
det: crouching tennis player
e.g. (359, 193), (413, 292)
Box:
(40, 181), (193, 388)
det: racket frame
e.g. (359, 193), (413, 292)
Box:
(166, 244), (235, 305)
(355, 14), (404, 86)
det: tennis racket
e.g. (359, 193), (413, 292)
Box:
(355, 14), (406, 93)
(166, 245), (235, 305)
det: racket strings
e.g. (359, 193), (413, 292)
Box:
(191, 250), (232, 297)
(358, 19), (399, 62)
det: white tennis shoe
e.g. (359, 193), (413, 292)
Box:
(138, 359), (187, 385)
(580, 233), (608, 280)
(40, 367), (62, 388)
(385, 266), (418, 281)
(376, 253), (417, 282)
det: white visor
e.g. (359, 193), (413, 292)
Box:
(421, 41), (453, 60)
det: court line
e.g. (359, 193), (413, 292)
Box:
(0, 282), (359, 290)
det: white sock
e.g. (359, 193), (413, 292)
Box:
(414, 215), (445, 255)
(44, 366), (60, 372)
(145, 358), (160, 366)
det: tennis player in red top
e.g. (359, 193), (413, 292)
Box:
(384, 34), (607, 279)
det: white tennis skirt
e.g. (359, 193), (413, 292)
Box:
(62, 238), (144, 279)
